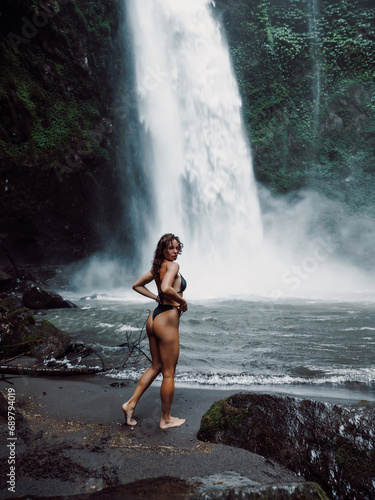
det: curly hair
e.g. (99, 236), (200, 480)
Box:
(151, 233), (183, 285)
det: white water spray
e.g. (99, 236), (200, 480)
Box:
(127, 0), (263, 291)
(73, 0), (375, 300)
(122, 0), (375, 300)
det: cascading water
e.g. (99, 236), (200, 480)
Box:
(126, 0), (263, 294)
(65, 0), (375, 299)
(60, 0), (375, 402)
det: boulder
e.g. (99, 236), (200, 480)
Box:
(198, 393), (375, 500)
(0, 309), (70, 360)
(0, 308), (37, 357)
(0, 473), (327, 499)
(23, 284), (77, 309)
(0, 295), (23, 314)
(29, 320), (70, 360)
(0, 268), (12, 290)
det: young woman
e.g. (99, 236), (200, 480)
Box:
(122, 233), (187, 429)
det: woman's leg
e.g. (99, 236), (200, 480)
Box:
(122, 313), (162, 426)
(153, 309), (186, 429)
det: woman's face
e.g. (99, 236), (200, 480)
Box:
(164, 239), (180, 261)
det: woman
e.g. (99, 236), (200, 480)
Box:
(122, 233), (188, 429)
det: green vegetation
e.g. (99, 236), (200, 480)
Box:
(199, 395), (251, 439)
(1, 0), (374, 260)
(223, 0), (375, 207)
(0, 0), (117, 171)
(334, 434), (375, 494)
(0, 0), (122, 261)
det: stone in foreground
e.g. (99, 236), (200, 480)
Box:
(3, 473), (327, 499)
(198, 393), (375, 500)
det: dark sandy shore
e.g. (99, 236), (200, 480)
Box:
(0, 374), (307, 498)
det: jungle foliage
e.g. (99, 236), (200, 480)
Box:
(0, 0), (122, 261)
(222, 0), (375, 209)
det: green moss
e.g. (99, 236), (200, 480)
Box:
(22, 333), (40, 345)
(199, 395), (252, 438)
(0, 0), (118, 169)
(40, 320), (59, 331)
(334, 435), (375, 486)
(0, 0), (121, 261)
(8, 308), (36, 334)
(223, 0), (375, 201)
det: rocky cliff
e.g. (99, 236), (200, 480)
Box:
(0, 0), (125, 263)
(220, 0), (375, 207)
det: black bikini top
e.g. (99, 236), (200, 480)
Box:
(178, 273), (187, 293)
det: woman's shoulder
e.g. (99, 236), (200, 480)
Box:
(162, 260), (179, 273)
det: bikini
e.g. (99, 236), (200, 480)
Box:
(152, 274), (187, 320)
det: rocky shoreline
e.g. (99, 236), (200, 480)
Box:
(198, 393), (375, 499)
(0, 264), (77, 365)
(0, 376), (327, 500)
(1, 267), (374, 499)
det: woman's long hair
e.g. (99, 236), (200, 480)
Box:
(151, 233), (183, 285)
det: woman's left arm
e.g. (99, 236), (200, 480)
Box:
(132, 271), (159, 301)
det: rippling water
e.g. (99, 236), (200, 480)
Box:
(43, 294), (375, 401)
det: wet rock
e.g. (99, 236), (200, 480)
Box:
(0, 296), (23, 314)
(28, 320), (70, 360)
(3, 474), (327, 499)
(198, 393), (375, 499)
(0, 269), (12, 290)
(0, 308), (37, 357)
(193, 477), (327, 500)
(0, 307), (70, 360)
(23, 284), (77, 309)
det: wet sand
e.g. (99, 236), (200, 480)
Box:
(0, 374), (305, 498)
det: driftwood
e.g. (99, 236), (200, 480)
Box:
(0, 364), (106, 376)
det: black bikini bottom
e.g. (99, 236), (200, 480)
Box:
(152, 304), (179, 320)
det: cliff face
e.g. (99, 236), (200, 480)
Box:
(221, 0), (375, 210)
(0, 0), (124, 263)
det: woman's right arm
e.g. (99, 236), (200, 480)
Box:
(132, 271), (159, 302)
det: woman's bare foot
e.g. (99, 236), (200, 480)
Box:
(159, 416), (186, 430)
(122, 402), (137, 426)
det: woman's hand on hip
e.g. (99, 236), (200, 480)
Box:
(179, 300), (188, 313)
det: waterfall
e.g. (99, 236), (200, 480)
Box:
(126, 0), (263, 293)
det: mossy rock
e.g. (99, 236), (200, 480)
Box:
(0, 308), (70, 360)
(198, 393), (375, 499)
(198, 393), (253, 441)
(29, 320), (70, 360)
(0, 307), (38, 357)
(0, 296), (23, 314)
(8, 308), (36, 331)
